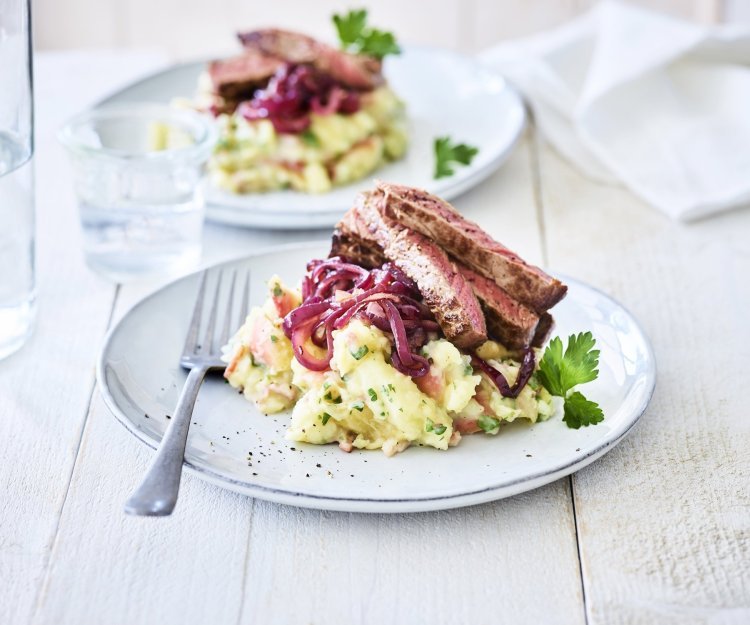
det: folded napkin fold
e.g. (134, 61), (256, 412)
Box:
(480, 1), (750, 221)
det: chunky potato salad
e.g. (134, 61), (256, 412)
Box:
(223, 278), (554, 456)
(208, 86), (407, 194)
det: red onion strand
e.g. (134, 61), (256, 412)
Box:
(471, 349), (536, 399)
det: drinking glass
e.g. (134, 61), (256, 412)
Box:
(0, 0), (36, 360)
(59, 104), (215, 282)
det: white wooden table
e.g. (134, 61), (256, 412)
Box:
(2, 51), (748, 625)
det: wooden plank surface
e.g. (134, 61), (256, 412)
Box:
(538, 143), (750, 624)
(30, 130), (587, 625)
(240, 484), (581, 625)
(0, 53), (166, 625)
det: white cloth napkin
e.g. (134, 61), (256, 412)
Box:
(480, 1), (750, 221)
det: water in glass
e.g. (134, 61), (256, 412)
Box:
(60, 105), (213, 282)
(0, 132), (36, 359)
(76, 162), (204, 282)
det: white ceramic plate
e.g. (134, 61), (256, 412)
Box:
(98, 243), (656, 513)
(99, 48), (525, 229)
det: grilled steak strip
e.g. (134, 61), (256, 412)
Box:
(330, 228), (386, 269)
(375, 181), (567, 313)
(531, 313), (554, 348)
(457, 264), (542, 350)
(339, 193), (487, 349)
(208, 50), (284, 100)
(238, 29), (383, 90)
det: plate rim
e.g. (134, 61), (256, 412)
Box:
(95, 47), (527, 230)
(97, 243), (657, 513)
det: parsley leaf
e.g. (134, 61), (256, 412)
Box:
(350, 345), (369, 360)
(332, 9), (401, 59)
(563, 391), (604, 429)
(434, 136), (479, 179)
(358, 29), (400, 58)
(537, 332), (599, 396)
(301, 129), (319, 147)
(324, 390), (342, 404)
(320, 412), (332, 425)
(425, 418), (446, 435)
(477, 415), (500, 433)
(333, 9), (367, 46)
(537, 332), (603, 429)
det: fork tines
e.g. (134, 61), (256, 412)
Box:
(182, 268), (251, 364)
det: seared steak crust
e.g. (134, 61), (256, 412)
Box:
(375, 181), (567, 313)
(209, 29), (384, 113)
(208, 50), (284, 100)
(531, 313), (554, 348)
(330, 229), (386, 269)
(238, 29), (383, 90)
(342, 193), (487, 349)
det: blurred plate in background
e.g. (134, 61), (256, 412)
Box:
(99, 47), (525, 229)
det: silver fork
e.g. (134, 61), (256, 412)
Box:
(125, 268), (250, 516)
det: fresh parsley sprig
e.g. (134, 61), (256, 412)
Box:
(333, 9), (401, 59)
(537, 332), (603, 429)
(434, 136), (479, 179)
(563, 392), (603, 429)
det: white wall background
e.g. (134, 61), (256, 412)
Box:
(33, 0), (749, 60)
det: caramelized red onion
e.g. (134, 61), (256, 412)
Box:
(471, 349), (536, 399)
(237, 64), (361, 134)
(282, 257), (437, 377)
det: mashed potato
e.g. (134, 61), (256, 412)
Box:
(222, 277), (301, 414)
(224, 279), (554, 455)
(286, 319), (468, 454)
(207, 86), (408, 194)
(453, 341), (554, 434)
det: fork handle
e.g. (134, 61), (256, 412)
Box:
(124, 366), (208, 516)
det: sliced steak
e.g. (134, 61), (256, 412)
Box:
(375, 181), (567, 313)
(330, 229), (386, 269)
(531, 313), (554, 348)
(238, 29), (318, 64)
(238, 28), (383, 90)
(341, 193), (487, 349)
(208, 50), (283, 100)
(457, 263), (542, 350)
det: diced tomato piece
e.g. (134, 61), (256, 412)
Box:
(272, 290), (298, 318)
(453, 417), (481, 435)
(415, 370), (443, 400)
(248, 314), (278, 367)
